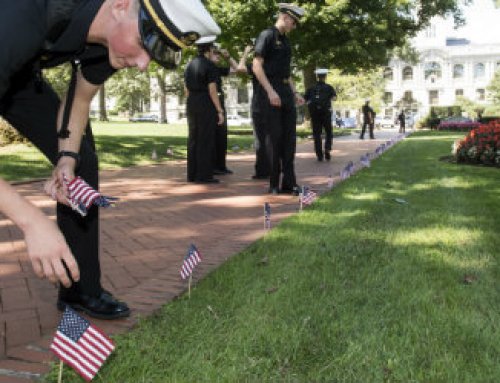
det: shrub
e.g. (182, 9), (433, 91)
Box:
(0, 117), (28, 146)
(453, 120), (500, 167)
(437, 121), (481, 131)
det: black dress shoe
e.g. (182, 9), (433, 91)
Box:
(195, 178), (220, 184)
(57, 291), (130, 320)
(317, 156), (323, 162)
(252, 174), (269, 180)
(325, 152), (331, 161)
(222, 168), (233, 174)
(213, 169), (226, 175)
(280, 185), (300, 196)
(268, 187), (279, 195)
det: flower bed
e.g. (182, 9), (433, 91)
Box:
(437, 121), (481, 131)
(453, 121), (500, 166)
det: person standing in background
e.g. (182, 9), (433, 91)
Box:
(184, 36), (225, 184)
(304, 68), (337, 161)
(360, 99), (376, 140)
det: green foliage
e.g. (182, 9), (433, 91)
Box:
(0, 117), (28, 146)
(327, 68), (385, 112)
(487, 69), (500, 104)
(106, 69), (151, 114)
(207, 0), (464, 74)
(43, 64), (72, 98)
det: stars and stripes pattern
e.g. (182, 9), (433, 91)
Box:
(65, 176), (117, 217)
(301, 186), (317, 206)
(180, 244), (202, 280)
(264, 202), (271, 229)
(50, 307), (115, 382)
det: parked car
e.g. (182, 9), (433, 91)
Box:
(334, 117), (357, 128)
(129, 114), (158, 122)
(440, 116), (473, 123)
(375, 116), (394, 128)
(226, 114), (252, 127)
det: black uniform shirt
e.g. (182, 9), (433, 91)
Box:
(305, 82), (336, 111)
(184, 55), (218, 93)
(0, 0), (114, 100)
(362, 104), (375, 122)
(214, 66), (230, 96)
(254, 27), (291, 81)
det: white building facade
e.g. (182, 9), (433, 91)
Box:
(382, 0), (500, 120)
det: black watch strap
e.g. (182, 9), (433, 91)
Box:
(57, 151), (80, 166)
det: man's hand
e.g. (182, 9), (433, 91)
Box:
(44, 156), (77, 205)
(23, 212), (80, 287)
(295, 93), (305, 106)
(217, 111), (225, 125)
(268, 89), (281, 107)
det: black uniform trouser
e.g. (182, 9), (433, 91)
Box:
(258, 93), (297, 190)
(360, 121), (374, 139)
(251, 111), (270, 177)
(214, 97), (227, 171)
(0, 69), (101, 298)
(186, 94), (217, 181)
(310, 108), (332, 159)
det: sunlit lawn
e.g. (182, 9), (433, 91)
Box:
(44, 131), (500, 382)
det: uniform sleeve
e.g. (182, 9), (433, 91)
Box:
(330, 86), (337, 99)
(206, 62), (218, 85)
(304, 87), (313, 102)
(254, 29), (274, 60)
(0, 4), (46, 99)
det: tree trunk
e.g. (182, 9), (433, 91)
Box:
(156, 73), (167, 123)
(302, 64), (316, 122)
(98, 85), (108, 121)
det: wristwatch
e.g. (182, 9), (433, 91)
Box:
(56, 151), (80, 167)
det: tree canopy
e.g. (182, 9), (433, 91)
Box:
(207, 0), (465, 74)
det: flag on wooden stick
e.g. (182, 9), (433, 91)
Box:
(50, 307), (115, 382)
(264, 202), (271, 229)
(300, 186), (317, 206)
(180, 244), (202, 280)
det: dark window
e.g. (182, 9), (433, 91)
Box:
(383, 92), (393, 104)
(383, 67), (393, 80)
(425, 62), (442, 81)
(429, 90), (439, 105)
(476, 89), (485, 101)
(402, 66), (413, 80)
(453, 64), (464, 78)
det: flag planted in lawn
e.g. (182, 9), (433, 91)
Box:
(50, 307), (115, 382)
(301, 186), (317, 206)
(65, 176), (118, 217)
(264, 202), (271, 229)
(180, 244), (202, 280)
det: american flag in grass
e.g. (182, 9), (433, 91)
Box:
(50, 307), (114, 381)
(301, 186), (317, 206)
(180, 244), (202, 279)
(264, 202), (271, 229)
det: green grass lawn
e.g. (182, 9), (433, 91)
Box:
(44, 131), (500, 383)
(0, 120), (347, 182)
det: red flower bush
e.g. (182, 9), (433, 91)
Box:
(453, 121), (500, 166)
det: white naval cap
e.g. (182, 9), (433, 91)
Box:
(140, 0), (221, 50)
(315, 68), (329, 75)
(278, 3), (305, 22)
(195, 35), (217, 45)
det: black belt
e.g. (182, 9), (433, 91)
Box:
(269, 78), (290, 84)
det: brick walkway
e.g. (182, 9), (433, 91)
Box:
(0, 130), (400, 381)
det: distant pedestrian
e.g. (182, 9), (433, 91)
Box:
(360, 99), (376, 139)
(397, 110), (406, 133)
(304, 68), (337, 161)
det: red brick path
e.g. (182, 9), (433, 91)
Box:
(0, 131), (400, 381)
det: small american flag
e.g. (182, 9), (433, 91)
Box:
(264, 202), (271, 229)
(360, 154), (370, 168)
(65, 176), (117, 217)
(327, 175), (334, 189)
(50, 307), (115, 382)
(301, 186), (317, 206)
(180, 244), (202, 280)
